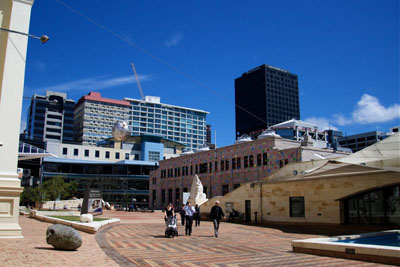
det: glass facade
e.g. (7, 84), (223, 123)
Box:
(42, 161), (157, 207)
(126, 98), (208, 149)
(235, 64), (300, 139)
(344, 184), (400, 225)
(26, 92), (75, 142)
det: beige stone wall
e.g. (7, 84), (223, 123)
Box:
(263, 171), (399, 224)
(200, 169), (400, 225)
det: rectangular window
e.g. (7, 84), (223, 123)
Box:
(232, 158), (236, 170)
(161, 189), (166, 205)
(257, 154), (262, 166)
(263, 153), (268, 165)
(221, 160), (225, 171)
(148, 151), (160, 162)
(249, 155), (254, 167)
(62, 147), (68, 155)
(225, 160), (229, 170)
(181, 167), (185, 176)
(244, 156), (249, 168)
(73, 148), (79, 156)
(195, 165), (198, 174)
(237, 157), (241, 169)
(95, 150), (100, 158)
(175, 188), (180, 204)
(105, 151), (110, 159)
(222, 185), (229, 196)
(190, 165), (193, 175)
(215, 161), (218, 172)
(168, 189), (173, 204)
(290, 196), (305, 217)
(115, 152), (120, 159)
(125, 153), (130, 160)
(199, 163), (208, 174)
(84, 149), (89, 157)
(208, 162), (212, 173)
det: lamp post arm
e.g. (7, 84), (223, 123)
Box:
(0, 27), (49, 44)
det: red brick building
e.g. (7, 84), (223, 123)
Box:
(150, 136), (302, 209)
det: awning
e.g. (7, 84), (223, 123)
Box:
(18, 141), (56, 161)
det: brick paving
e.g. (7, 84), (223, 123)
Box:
(0, 215), (118, 267)
(97, 210), (390, 266)
(1, 211), (394, 266)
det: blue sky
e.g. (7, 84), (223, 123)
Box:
(22, 0), (399, 147)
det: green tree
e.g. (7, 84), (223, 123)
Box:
(20, 186), (42, 206)
(42, 176), (68, 201)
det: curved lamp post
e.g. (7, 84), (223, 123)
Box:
(0, 27), (49, 44)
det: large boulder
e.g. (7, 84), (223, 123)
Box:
(46, 224), (82, 250)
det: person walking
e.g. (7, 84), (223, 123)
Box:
(179, 204), (185, 226)
(194, 204), (201, 227)
(164, 203), (175, 221)
(210, 200), (224, 237)
(184, 201), (195, 236)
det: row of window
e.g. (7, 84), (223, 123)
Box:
(61, 147), (139, 160)
(160, 153), (289, 178)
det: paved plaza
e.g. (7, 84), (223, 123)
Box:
(0, 211), (394, 266)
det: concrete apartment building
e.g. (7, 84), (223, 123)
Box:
(26, 91), (75, 143)
(149, 133), (348, 209)
(74, 92), (131, 146)
(124, 96), (209, 150)
(235, 64), (300, 139)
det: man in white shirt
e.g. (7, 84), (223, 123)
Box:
(184, 201), (196, 236)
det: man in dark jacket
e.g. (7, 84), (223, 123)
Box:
(210, 200), (224, 237)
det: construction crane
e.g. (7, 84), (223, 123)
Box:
(131, 63), (145, 100)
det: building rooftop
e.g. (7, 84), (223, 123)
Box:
(124, 96), (209, 114)
(76, 92), (131, 108)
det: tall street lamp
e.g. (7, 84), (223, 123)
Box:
(0, 27), (49, 44)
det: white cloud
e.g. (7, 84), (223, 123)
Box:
(332, 114), (352, 126)
(165, 33), (184, 47)
(351, 94), (400, 124)
(38, 74), (151, 93)
(333, 94), (400, 125)
(304, 117), (338, 131)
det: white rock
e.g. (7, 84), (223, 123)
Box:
(80, 214), (93, 223)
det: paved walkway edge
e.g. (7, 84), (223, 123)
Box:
(96, 223), (138, 266)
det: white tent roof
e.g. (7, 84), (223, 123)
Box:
(338, 133), (400, 172)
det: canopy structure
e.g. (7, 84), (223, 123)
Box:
(337, 133), (400, 172)
(18, 141), (55, 161)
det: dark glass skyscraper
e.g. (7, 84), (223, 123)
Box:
(235, 64), (300, 139)
(26, 91), (75, 142)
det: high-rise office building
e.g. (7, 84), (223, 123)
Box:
(26, 91), (75, 142)
(74, 92), (131, 146)
(206, 124), (212, 144)
(124, 96), (209, 150)
(235, 64), (300, 139)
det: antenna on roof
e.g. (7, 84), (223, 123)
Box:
(131, 63), (145, 100)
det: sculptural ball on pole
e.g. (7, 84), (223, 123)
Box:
(112, 121), (131, 142)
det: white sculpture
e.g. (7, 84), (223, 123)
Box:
(80, 214), (93, 223)
(189, 175), (208, 206)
